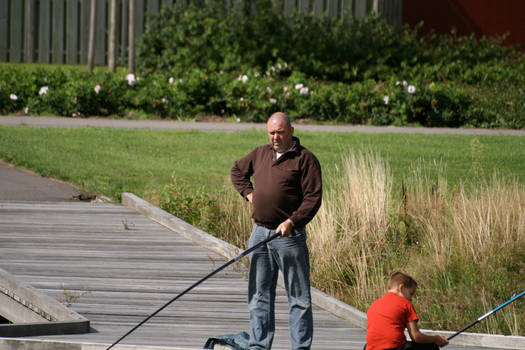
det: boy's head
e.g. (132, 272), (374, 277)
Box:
(388, 272), (418, 301)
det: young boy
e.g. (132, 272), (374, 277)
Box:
(365, 272), (449, 350)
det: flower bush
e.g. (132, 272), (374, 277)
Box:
(0, 3), (523, 129)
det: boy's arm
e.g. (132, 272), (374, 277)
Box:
(407, 320), (449, 347)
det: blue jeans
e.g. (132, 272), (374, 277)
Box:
(248, 224), (313, 350)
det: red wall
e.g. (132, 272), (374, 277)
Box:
(403, 0), (525, 47)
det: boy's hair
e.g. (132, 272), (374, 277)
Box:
(387, 272), (418, 290)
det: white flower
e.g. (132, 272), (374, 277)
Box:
(407, 85), (416, 94)
(240, 97), (244, 102)
(236, 118), (241, 123)
(402, 80), (408, 87)
(383, 95), (389, 105)
(169, 77), (174, 84)
(9, 94), (18, 101)
(39, 86), (49, 95)
(238, 75), (248, 83)
(395, 81), (401, 86)
(94, 85), (101, 94)
(269, 98), (277, 104)
(24, 107), (29, 114)
(295, 83), (304, 90)
(161, 97), (167, 104)
(254, 72), (260, 78)
(266, 87), (272, 94)
(126, 73), (136, 86)
(299, 87), (309, 95)
(72, 113), (78, 117)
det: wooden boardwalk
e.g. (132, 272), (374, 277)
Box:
(0, 200), (506, 350)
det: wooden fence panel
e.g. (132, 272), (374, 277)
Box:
(38, 0), (51, 63)
(80, 0), (91, 64)
(0, 0), (7, 61)
(0, 0), (402, 65)
(95, 0), (106, 65)
(66, 0), (79, 64)
(52, 0), (64, 63)
(9, 0), (23, 62)
(120, 0), (129, 65)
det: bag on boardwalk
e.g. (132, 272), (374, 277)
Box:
(203, 331), (250, 350)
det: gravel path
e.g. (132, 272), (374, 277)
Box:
(1, 115), (524, 136)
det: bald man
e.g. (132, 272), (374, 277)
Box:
(231, 112), (322, 350)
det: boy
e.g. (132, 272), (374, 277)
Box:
(365, 272), (449, 350)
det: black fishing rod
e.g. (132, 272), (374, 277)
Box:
(448, 290), (525, 341)
(106, 231), (281, 350)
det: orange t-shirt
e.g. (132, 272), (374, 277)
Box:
(366, 292), (419, 350)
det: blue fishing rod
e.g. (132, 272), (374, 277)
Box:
(106, 231), (281, 350)
(448, 290), (525, 341)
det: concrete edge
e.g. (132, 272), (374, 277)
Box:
(0, 268), (90, 337)
(121, 192), (525, 350)
(0, 338), (200, 350)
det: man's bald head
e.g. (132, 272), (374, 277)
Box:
(268, 112), (292, 128)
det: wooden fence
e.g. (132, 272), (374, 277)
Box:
(0, 0), (402, 66)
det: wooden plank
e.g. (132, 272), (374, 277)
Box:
(119, 0), (129, 65)
(147, 0), (160, 17)
(283, 0), (295, 16)
(312, 0), (323, 16)
(9, 0), (23, 62)
(38, 0), (51, 63)
(0, 0), (7, 61)
(354, 0), (368, 19)
(134, 0), (144, 45)
(52, 0), (65, 63)
(94, 0), (106, 65)
(79, 0), (91, 64)
(66, 0), (79, 64)
(341, 0), (353, 19)
(327, 0), (338, 17)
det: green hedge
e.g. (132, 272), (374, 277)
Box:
(0, 3), (523, 128)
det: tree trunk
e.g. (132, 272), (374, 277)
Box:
(128, 0), (135, 73)
(87, 0), (97, 74)
(24, 0), (34, 63)
(108, 0), (117, 72)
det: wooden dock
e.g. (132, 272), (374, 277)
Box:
(0, 200), (509, 350)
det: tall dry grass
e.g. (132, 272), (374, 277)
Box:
(308, 151), (524, 335)
(308, 150), (393, 306)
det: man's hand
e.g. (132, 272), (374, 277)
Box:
(246, 193), (253, 203)
(276, 219), (293, 237)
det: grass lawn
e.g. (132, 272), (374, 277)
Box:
(0, 125), (523, 201)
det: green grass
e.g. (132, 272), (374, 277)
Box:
(0, 125), (522, 201)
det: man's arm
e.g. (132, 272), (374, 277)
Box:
(230, 152), (255, 200)
(288, 154), (322, 227)
(407, 320), (448, 347)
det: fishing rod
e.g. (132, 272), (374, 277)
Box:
(448, 290), (525, 341)
(106, 231), (281, 350)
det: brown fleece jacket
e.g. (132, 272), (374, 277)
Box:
(230, 137), (322, 229)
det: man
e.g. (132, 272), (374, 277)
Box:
(230, 112), (322, 350)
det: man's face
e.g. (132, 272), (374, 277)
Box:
(267, 118), (294, 153)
